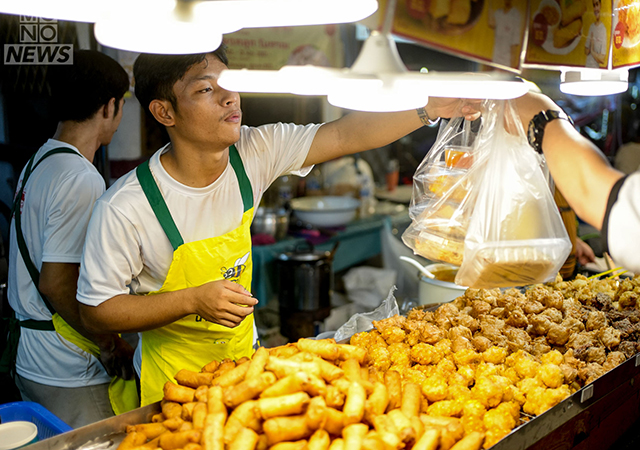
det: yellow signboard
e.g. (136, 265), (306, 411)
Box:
(383, 0), (528, 71)
(223, 25), (344, 70)
(524, 0), (613, 68)
(612, 0), (640, 67)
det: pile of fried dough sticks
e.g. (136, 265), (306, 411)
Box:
(118, 338), (484, 450)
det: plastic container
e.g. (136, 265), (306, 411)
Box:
(0, 421), (38, 450)
(0, 401), (72, 443)
(456, 238), (569, 288)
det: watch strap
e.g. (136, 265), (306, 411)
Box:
(416, 107), (440, 127)
(528, 109), (573, 154)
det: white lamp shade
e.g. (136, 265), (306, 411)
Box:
(560, 69), (629, 96)
(0, 0), (104, 23)
(413, 72), (531, 99)
(328, 83), (429, 112)
(95, 1), (231, 54)
(95, 20), (224, 54)
(194, 0), (378, 28)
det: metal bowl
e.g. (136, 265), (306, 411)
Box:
(251, 207), (290, 240)
(290, 196), (360, 228)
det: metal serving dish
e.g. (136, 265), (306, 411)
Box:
(23, 402), (161, 450)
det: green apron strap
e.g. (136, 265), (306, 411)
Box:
(12, 147), (80, 319)
(228, 145), (254, 213)
(136, 160), (184, 252)
(137, 147), (252, 250)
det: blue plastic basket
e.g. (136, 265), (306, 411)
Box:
(0, 401), (72, 441)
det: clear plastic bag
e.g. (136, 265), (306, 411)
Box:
(455, 101), (571, 288)
(402, 105), (487, 266)
(403, 100), (571, 288)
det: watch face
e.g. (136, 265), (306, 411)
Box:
(527, 120), (537, 145)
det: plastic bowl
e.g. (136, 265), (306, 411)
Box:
(0, 421), (38, 450)
(418, 263), (467, 305)
(290, 196), (360, 228)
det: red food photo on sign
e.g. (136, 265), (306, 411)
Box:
(406, 0), (430, 20)
(615, 20), (625, 49)
(531, 13), (549, 46)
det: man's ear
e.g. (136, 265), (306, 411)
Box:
(103, 98), (116, 119)
(149, 100), (175, 127)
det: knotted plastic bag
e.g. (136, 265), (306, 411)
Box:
(402, 103), (486, 267)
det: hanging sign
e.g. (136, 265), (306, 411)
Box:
(523, 0), (614, 68)
(611, 0), (640, 67)
(223, 25), (343, 70)
(381, 0), (528, 71)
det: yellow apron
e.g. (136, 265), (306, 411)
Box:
(137, 145), (258, 406)
(9, 148), (138, 416)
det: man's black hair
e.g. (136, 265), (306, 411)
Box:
(49, 50), (129, 122)
(133, 45), (229, 117)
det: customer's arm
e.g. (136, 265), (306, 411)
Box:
(513, 92), (624, 229)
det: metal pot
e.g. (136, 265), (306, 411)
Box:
(418, 263), (467, 305)
(251, 207), (290, 240)
(277, 242), (339, 312)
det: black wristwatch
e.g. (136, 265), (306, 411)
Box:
(527, 109), (573, 154)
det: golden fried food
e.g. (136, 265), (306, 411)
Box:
(554, 18), (583, 48)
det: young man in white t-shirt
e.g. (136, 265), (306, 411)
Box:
(76, 46), (480, 404)
(585, 0), (607, 67)
(6, 50), (134, 427)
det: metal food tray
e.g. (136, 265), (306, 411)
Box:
(22, 351), (640, 450)
(24, 402), (161, 450)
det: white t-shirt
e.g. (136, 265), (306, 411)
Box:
(606, 172), (640, 273)
(8, 139), (110, 388)
(77, 123), (321, 370)
(492, 8), (522, 67)
(585, 21), (607, 68)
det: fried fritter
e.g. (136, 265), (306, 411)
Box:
(546, 323), (571, 346)
(472, 335), (493, 352)
(603, 351), (626, 372)
(538, 363), (564, 389)
(597, 326), (622, 349)
(586, 310), (607, 331)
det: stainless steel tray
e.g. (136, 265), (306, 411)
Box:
(24, 402), (161, 450)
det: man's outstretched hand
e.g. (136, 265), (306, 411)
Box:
(426, 97), (483, 122)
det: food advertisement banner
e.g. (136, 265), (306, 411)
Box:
(381, 0), (528, 71)
(612, 0), (640, 67)
(223, 25), (343, 70)
(524, 0), (613, 68)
